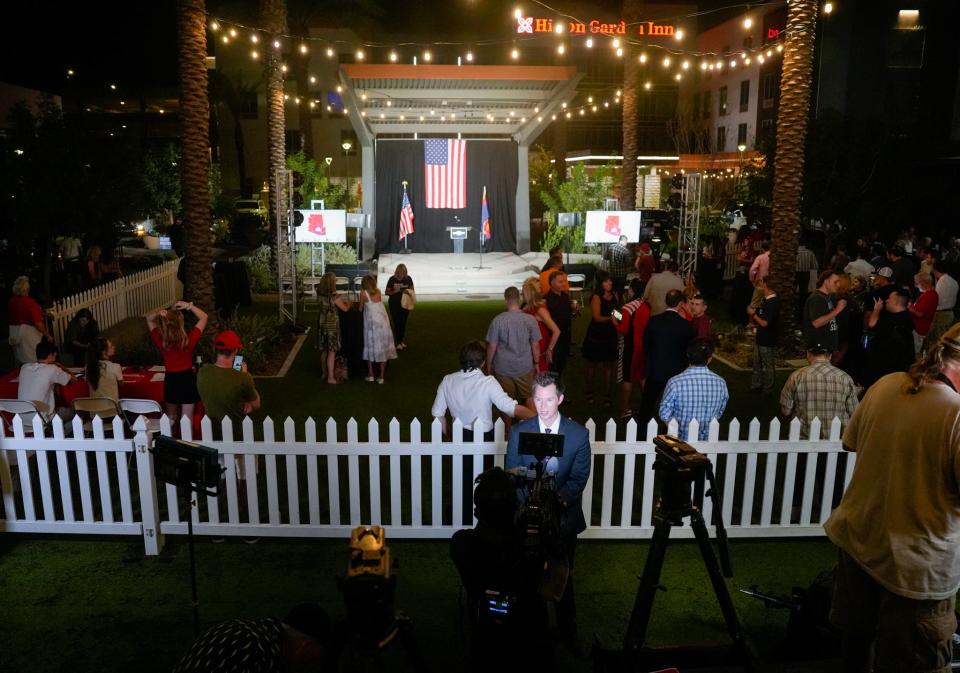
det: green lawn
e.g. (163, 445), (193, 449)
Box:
(1, 295), (836, 672)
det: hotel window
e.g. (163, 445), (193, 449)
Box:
(702, 90), (711, 119)
(717, 126), (727, 152)
(739, 80), (750, 113)
(738, 123), (748, 145)
(762, 73), (777, 108)
(719, 86), (728, 116)
(240, 92), (258, 120)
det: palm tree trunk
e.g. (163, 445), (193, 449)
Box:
(261, 0), (289, 285)
(620, 0), (643, 211)
(177, 0), (216, 328)
(770, 0), (819, 340)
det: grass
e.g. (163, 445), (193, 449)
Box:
(0, 294), (834, 672)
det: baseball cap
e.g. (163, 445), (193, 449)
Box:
(807, 343), (832, 355)
(214, 330), (243, 351)
(639, 242), (652, 252)
(876, 267), (894, 278)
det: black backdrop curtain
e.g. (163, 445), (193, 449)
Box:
(374, 139), (518, 254)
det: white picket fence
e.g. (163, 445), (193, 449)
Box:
(48, 258), (182, 344)
(0, 413), (850, 555)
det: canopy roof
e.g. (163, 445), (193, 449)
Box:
(339, 64), (582, 144)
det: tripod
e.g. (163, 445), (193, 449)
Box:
(618, 460), (748, 671)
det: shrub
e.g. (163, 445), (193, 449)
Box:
(216, 313), (287, 372)
(295, 242), (358, 278)
(244, 245), (275, 292)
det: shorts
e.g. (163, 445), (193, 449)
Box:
(830, 548), (956, 673)
(494, 371), (534, 403)
(163, 368), (200, 405)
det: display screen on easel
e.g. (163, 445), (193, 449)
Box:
(294, 209), (347, 243)
(584, 211), (642, 243)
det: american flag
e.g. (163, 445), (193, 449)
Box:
(399, 185), (415, 240)
(424, 139), (466, 209)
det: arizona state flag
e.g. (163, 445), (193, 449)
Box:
(481, 186), (491, 242)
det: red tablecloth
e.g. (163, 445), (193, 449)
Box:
(0, 366), (164, 405)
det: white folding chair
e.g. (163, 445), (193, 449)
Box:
(567, 273), (587, 305)
(0, 399), (47, 436)
(335, 276), (351, 300)
(119, 398), (164, 435)
(301, 276), (322, 312)
(353, 276), (366, 296)
(72, 397), (122, 436)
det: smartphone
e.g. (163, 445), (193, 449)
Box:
(611, 308), (623, 321)
(232, 355), (244, 371)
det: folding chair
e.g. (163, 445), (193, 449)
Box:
(0, 399), (47, 437)
(72, 397), (122, 437)
(301, 276), (322, 313)
(336, 276), (351, 300)
(567, 273), (587, 305)
(119, 398), (165, 435)
(353, 276), (367, 297)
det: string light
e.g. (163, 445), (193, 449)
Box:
(554, 23), (564, 34)
(423, 50), (432, 62)
(229, 28), (238, 38)
(730, 59), (737, 68)
(743, 16), (753, 29)
(386, 100), (392, 107)
(210, 21), (219, 31)
(675, 29), (684, 41)
(251, 50), (259, 59)
(682, 60), (690, 70)
(585, 38), (593, 48)
(511, 48), (519, 60)
(674, 73), (682, 81)
(639, 52), (647, 63)
(356, 49), (364, 60)
(222, 35), (230, 44)
(565, 111), (572, 118)
(644, 81), (652, 90)
(514, 7), (523, 19)
(612, 38), (620, 49)
(310, 75), (317, 84)
(273, 39), (281, 49)
(109, 84), (117, 90)
(281, 64), (288, 72)
(250, 34), (259, 44)
(662, 56), (671, 67)
(299, 43), (308, 54)
(557, 44), (565, 55)
(616, 47), (623, 57)
(824, 2), (834, 14)
(326, 47), (335, 57)
(700, 61), (708, 70)
(66, 68), (75, 77)
(465, 51), (473, 62)
(776, 44), (783, 52)
(389, 51), (398, 62)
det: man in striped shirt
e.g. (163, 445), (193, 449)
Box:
(659, 337), (729, 441)
(796, 241), (819, 308)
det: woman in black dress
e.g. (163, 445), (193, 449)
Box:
(384, 263), (414, 350)
(582, 270), (620, 408)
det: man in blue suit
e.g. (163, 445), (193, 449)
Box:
(505, 372), (592, 654)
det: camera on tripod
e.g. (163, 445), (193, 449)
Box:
(653, 434), (712, 512)
(514, 431), (565, 546)
(337, 526), (396, 639)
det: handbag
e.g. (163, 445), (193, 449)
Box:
(401, 288), (416, 311)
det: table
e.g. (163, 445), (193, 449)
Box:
(0, 366), (165, 406)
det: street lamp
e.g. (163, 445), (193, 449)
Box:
(341, 141), (353, 208)
(737, 143), (747, 190)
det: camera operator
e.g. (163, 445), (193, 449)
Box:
(505, 372), (592, 657)
(450, 467), (551, 670)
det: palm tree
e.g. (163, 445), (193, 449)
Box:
(769, 0), (819, 337)
(177, 0), (216, 325)
(620, 0), (643, 210)
(261, 0), (289, 282)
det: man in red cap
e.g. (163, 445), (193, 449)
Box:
(197, 330), (261, 427)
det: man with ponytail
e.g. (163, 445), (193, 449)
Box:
(825, 324), (960, 673)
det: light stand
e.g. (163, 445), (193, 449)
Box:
(342, 140), (353, 211)
(153, 435), (222, 638)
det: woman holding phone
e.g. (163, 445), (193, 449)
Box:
(581, 270), (620, 408)
(147, 300), (208, 422)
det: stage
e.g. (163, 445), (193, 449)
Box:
(376, 252), (544, 296)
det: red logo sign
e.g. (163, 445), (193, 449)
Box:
(605, 215), (621, 237)
(308, 213), (326, 236)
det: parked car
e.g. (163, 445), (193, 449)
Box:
(234, 198), (265, 217)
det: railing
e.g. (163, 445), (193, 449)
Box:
(48, 258), (182, 344)
(0, 414), (849, 555)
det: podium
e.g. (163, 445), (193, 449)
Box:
(446, 226), (472, 256)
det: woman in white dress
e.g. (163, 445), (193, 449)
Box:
(359, 275), (397, 383)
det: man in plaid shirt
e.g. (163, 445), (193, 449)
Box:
(605, 234), (633, 294)
(780, 343), (859, 439)
(659, 338), (729, 441)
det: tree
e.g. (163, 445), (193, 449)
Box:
(261, 0), (290, 284)
(177, 0), (216, 325)
(141, 144), (182, 223)
(209, 70), (263, 197)
(286, 151), (347, 208)
(539, 163), (614, 253)
(620, 0), (644, 210)
(769, 0), (819, 338)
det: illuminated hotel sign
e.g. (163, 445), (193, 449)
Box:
(516, 16), (676, 37)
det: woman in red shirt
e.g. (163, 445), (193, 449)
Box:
(8, 275), (51, 365)
(147, 300), (208, 422)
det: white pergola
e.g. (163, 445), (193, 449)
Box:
(338, 64), (582, 255)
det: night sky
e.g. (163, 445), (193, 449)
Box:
(0, 0), (750, 94)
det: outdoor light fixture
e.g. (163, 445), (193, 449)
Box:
(743, 16), (753, 29)
(586, 38), (594, 48)
(324, 157), (333, 166)
(738, 143), (747, 152)
(823, 2), (834, 13)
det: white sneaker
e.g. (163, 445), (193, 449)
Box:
(365, 376), (375, 382)
(377, 378), (385, 384)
